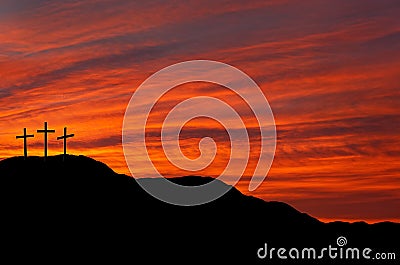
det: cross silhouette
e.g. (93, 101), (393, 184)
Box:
(37, 122), (55, 161)
(57, 127), (74, 161)
(16, 128), (34, 159)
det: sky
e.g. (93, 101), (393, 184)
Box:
(0, 0), (399, 222)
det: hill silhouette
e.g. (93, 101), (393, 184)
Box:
(1, 155), (398, 264)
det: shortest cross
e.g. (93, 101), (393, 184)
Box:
(57, 127), (74, 161)
(16, 128), (34, 159)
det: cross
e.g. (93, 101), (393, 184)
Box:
(37, 121), (55, 161)
(16, 128), (34, 159)
(57, 127), (74, 161)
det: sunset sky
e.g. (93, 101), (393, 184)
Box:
(1, 0), (399, 222)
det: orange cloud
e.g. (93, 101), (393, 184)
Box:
(1, 0), (399, 223)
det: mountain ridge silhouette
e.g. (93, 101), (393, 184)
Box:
(1, 155), (398, 264)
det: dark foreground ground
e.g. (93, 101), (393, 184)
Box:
(1, 155), (398, 264)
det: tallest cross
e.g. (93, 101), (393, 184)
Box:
(37, 121), (55, 161)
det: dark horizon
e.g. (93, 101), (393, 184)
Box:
(2, 153), (399, 225)
(1, 153), (399, 263)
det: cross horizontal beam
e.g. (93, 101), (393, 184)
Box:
(57, 134), (74, 140)
(16, 134), (34, 139)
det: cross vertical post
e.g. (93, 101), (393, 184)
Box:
(16, 128), (34, 159)
(57, 127), (74, 161)
(37, 122), (55, 161)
